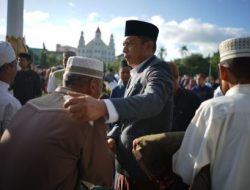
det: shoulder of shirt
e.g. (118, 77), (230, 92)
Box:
(198, 95), (233, 115)
(0, 92), (21, 107)
(52, 69), (65, 79)
(28, 92), (65, 111)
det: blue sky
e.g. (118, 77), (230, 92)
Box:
(0, 0), (249, 60)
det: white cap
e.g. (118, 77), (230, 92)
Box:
(219, 37), (250, 62)
(0, 41), (16, 68)
(64, 56), (104, 79)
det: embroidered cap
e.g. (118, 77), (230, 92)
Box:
(125, 20), (159, 42)
(64, 56), (104, 79)
(0, 41), (16, 68)
(219, 37), (250, 62)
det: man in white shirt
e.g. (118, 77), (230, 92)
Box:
(173, 37), (250, 190)
(47, 51), (76, 93)
(0, 41), (21, 137)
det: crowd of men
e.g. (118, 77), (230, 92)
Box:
(0, 19), (250, 190)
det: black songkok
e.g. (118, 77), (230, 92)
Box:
(125, 20), (159, 42)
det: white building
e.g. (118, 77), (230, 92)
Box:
(77, 27), (115, 64)
(56, 44), (77, 53)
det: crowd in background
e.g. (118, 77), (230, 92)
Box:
(31, 63), (222, 100)
(1, 19), (250, 190)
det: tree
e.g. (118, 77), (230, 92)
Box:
(180, 45), (189, 58)
(174, 51), (219, 79)
(157, 46), (167, 60)
(207, 51), (220, 79)
(26, 45), (40, 65)
(106, 59), (121, 74)
(47, 52), (61, 67)
(175, 53), (208, 76)
(40, 43), (49, 69)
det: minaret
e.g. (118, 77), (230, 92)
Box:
(109, 34), (115, 49)
(95, 27), (101, 39)
(6, 0), (27, 54)
(78, 31), (85, 48)
(109, 34), (115, 58)
(77, 31), (85, 56)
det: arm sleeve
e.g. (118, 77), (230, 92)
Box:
(111, 63), (172, 122)
(103, 99), (119, 123)
(172, 103), (222, 185)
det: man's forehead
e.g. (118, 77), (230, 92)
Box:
(123, 36), (140, 42)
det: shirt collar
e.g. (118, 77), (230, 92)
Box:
(0, 80), (10, 92)
(130, 56), (152, 77)
(225, 84), (250, 96)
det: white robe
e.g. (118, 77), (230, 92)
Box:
(0, 81), (21, 133)
(173, 84), (250, 190)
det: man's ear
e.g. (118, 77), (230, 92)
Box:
(146, 40), (154, 51)
(89, 79), (100, 98)
(219, 64), (229, 81)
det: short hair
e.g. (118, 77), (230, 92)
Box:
(120, 59), (130, 68)
(196, 73), (206, 79)
(63, 73), (90, 87)
(220, 57), (250, 81)
(63, 51), (76, 57)
(63, 73), (101, 87)
(19, 53), (32, 62)
(138, 36), (157, 53)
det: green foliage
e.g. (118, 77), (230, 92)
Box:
(40, 44), (49, 69)
(180, 45), (189, 57)
(174, 52), (219, 79)
(29, 44), (63, 69)
(157, 46), (167, 60)
(26, 46), (40, 65)
(106, 59), (121, 74)
(47, 52), (62, 67)
(208, 51), (220, 78)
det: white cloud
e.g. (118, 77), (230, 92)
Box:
(2, 10), (248, 60)
(24, 10), (49, 25)
(156, 17), (249, 60)
(68, 2), (75, 7)
(87, 12), (100, 22)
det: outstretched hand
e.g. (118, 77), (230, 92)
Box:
(64, 92), (108, 122)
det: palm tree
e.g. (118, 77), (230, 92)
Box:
(158, 46), (167, 60)
(180, 45), (189, 58)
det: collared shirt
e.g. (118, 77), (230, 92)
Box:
(103, 57), (151, 123)
(0, 80), (21, 134)
(173, 84), (250, 190)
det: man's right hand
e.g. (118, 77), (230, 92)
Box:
(64, 92), (108, 122)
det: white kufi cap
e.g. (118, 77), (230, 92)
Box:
(219, 37), (250, 62)
(0, 41), (16, 68)
(64, 56), (104, 79)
